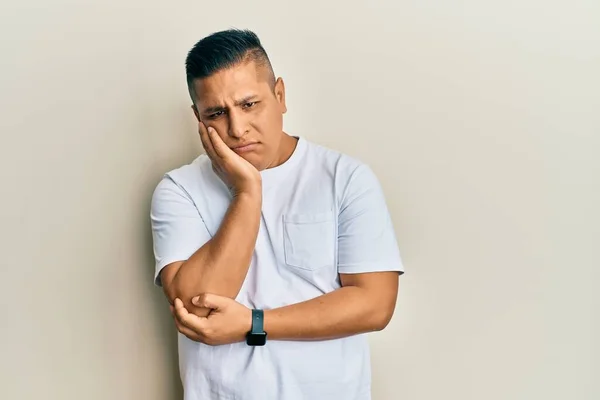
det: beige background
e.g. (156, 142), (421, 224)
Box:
(1, 1), (598, 399)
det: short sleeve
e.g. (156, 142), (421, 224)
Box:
(337, 164), (404, 275)
(150, 176), (212, 286)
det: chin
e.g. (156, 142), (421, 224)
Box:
(241, 153), (265, 170)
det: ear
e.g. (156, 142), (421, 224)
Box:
(191, 104), (201, 122)
(274, 77), (287, 114)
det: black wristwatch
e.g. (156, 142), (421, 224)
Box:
(246, 309), (267, 346)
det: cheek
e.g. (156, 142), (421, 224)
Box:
(250, 109), (270, 131)
(250, 105), (283, 137)
(263, 107), (283, 128)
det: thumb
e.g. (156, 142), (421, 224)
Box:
(192, 293), (224, 309)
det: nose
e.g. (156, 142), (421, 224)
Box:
(228, 111), (248, 139)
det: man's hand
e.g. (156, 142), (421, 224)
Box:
(199, 121), (261, 197)
(170, 294), (252, 346)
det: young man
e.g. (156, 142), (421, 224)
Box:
(150, 28), (404, 400)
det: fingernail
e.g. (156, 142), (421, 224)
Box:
(192, 296), (199, 304)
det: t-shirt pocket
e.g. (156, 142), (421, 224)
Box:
(283, 211), (336, 271)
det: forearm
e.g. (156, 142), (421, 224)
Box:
(264, 285), (394, 341)
(170, 192), (261, 309)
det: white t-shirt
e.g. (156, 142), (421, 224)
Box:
(150, 136), (404, 400)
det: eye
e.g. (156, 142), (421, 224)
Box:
(208, 110), (225, 119)
(243, 101), (257, 109)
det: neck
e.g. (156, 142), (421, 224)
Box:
(269, 133), (298, 169)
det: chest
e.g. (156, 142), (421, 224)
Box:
(198, 174), (341, 300)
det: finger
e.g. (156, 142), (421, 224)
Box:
(192, 293), (217, 309)
(173, 298), (191, 320)
(199, 121), (219, 161)
(172, 314), (203, 341)
(199, 121), (218, 160)
(207, 126), (232, 159)
(173, 297), (185, 311)
(192, 293), (222, 310)
(175, 298), (208, 331)
(172, 300), (206, 338)
(174, 298), (192, 318)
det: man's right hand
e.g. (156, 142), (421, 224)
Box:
(199, 121), (262, 197)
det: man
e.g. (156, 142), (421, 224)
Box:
(150, 28), (404, 400)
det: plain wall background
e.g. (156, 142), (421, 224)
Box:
(1, 1), (598, 399)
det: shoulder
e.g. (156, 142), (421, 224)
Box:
(302, 138), (377, 189)
(302, 138), (364, 170)
(151, 154), (214, 206)
(163, 154), (212, 188)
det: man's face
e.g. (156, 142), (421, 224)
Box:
(191, 61), (287, 171)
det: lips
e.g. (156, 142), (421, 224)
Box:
(232, 142), (259, 153)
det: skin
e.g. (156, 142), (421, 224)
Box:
(162, 55), (400, 344)
(191, 58), (297, 175)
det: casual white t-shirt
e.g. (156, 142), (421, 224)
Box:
(150, 136), (404, 400)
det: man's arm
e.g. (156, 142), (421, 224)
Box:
(154, 123), (262, 317)
(173, 271), (400, 345)
(263, 271), (399, 340)
(160, 190), (260, 316)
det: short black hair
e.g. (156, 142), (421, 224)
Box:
(185, 28), (275, 102)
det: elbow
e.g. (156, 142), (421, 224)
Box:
(164, 284), (180, 305)
(159, 262), (188, 305)
(165, 280), (212, 318)
(164, 272), (191, 305)
(163, 284), (182, 307)
(370, 305), (396, 332)
(167, 281), (195, 306)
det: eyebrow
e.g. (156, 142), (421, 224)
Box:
(202, 95), (259, 115)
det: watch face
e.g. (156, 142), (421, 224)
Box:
(246, 332), (267, 346)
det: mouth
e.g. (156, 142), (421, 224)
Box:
(231, 142), (259, 154)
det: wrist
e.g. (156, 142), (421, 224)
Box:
(234, 188), (262, 204)
(240, 307), (252, 339)
(238, 176), (262, 198)
(261, 309), (282, 340)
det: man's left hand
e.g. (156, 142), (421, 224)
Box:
(170, 294), (252, 346)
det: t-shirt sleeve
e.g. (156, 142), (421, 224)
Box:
(337, 164), (404, 275)
(150, 175), (212, 287)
